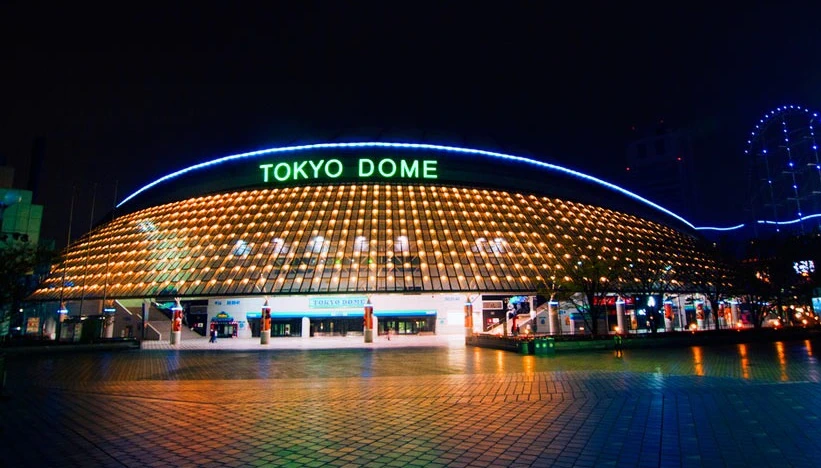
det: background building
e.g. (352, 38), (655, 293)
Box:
(0, 164), (46, 340)
(625, 122), (698, 220)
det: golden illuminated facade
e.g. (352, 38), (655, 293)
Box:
(32, 183), (714, 301)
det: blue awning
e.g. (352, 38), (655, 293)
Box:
(255, 309), (437, 319)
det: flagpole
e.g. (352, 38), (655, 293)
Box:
(78, 183), (97, 317)
(102, 181), (118, 308)
(57, 186), (76, 338)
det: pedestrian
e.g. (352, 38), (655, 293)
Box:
(387, 327), (392, 341)
(210, 327), (217, 343)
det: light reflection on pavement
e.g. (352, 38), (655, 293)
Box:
(3, 337), (821, 467)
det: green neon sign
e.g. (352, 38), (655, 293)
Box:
(260, 157), (438, 183)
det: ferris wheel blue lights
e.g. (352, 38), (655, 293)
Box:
(743, 105), (821, 233)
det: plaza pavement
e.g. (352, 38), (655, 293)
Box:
(3, 335), (821, 467)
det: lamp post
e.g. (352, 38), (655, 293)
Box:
(0, 190), (22, 221)
(57, 187), (76, 341)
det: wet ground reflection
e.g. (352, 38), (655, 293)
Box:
(8, 337), (821, 386)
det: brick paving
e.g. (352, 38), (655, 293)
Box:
(3, 337), (821, 467)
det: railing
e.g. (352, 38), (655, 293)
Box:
(484, 313), (535, 335)
(144, 323), (161, 341)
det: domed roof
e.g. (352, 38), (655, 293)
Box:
(31, 143), (721, 301)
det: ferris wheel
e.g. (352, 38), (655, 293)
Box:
(746, 105), (821, 234)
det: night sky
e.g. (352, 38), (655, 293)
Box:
(3, 2), (821, 247)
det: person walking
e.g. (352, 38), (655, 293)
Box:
(210, 327), (217, 343)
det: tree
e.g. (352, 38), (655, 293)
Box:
(615, 256), (687, 333)
(553, 235), (630, 335)
(739, 233), (820, 327)
(689, 240), (735, 329)
(778, 232), (821, 321)
(0, 242), (53, 330)
(734, 258), (778, 329)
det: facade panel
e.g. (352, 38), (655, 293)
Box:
(33, 183), (717, 301)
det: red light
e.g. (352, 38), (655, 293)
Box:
(626, 167), (631, 171)
(677, 157), (682, 161)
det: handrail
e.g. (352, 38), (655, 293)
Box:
(145, 323), (161, 341)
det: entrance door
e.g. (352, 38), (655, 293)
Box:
(248, 318), (261, 337)
(270, 319), (302, 337)
(379, 317), (436, 335)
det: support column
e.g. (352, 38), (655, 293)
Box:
(260, 299), (271, 345)
(695, 301), (705, 330)
(730, 301), (739, 328)
(141, 301), (148, 341)
(717, 301), (726, 328)
(170, 299), (182, 345)
(548, 301), (558, 335)
(57, 302), (69, 341)
(663, 301), (674, 332)
(464, 298), (474, 337)
(103, 302), (115, 339)
(529, 295), (536, 334)
(616, 298), (626, 335)
(364, 299), (374, 343)
(301, 317), (310, 338)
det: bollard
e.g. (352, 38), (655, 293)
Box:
(534, 337), (546, 356)
(545, 337), (555, 355)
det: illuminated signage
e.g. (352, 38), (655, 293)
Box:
(260, 157), (438, 183)
(794, 260), (815, 277)
(309, 297), (368, 309)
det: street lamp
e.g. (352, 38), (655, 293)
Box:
(0, 190), (22, 234)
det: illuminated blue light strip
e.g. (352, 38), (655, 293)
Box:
(694, 224), (746, 232)
(117, 142), (697, 229)
(757, 212), (821, 226)
(698, 212), (821, 230)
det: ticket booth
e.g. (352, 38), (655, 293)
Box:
(211, 312), (238, 338)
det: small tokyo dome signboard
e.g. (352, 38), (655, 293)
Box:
(309, 297), (369, 309)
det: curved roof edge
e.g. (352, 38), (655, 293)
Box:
(117, 141), (696, 230)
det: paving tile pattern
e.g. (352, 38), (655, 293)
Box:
(3, 337), (821, 467)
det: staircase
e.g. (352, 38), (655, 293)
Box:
(484, 301), (552, 335)
(485, 313), (535, 335)
(111, 300), (201, 341)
